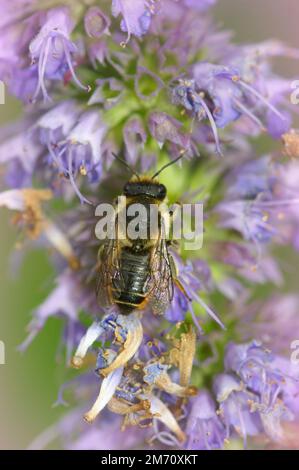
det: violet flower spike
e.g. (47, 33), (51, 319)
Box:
(29, 7), (90, 102)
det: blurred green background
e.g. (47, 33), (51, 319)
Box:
(0, 0), (298, 449)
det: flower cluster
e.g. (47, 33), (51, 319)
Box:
(1, 0), (299, 450)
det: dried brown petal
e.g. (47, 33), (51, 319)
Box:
(282, 130), (299, 159)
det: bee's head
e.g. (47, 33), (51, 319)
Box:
(113, 152), (185, 200)
(123, 179), (167, 200)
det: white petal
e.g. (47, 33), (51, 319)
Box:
(43, 220), (78, 268)
(149, 395), (186, 442)
(84, 366), (124, 423)
(0, 189), (26, 211)
(72, 321), (104, 368)
(100, 314), (143, 376)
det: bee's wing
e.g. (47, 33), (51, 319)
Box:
(96, 236), (124, 308)
(96, 204), (127, 307)
(146, 219), (174, 315)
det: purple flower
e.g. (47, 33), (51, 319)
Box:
(213, 242), (283, 288)
(275, 161), (299, 251)
(215, 156), (281, 247)
(224, 341), (296, 441)
(270, 356), (299, 417)
(87, 40), (109, 67)
(213, 241), (283, 286)
(185, 390), (226, 450)
(112, 0), (158, 45)
(13, 7), (90, 102)
(123, 117), (147, 165)
(172, 62), (287, 154)
(226, 156), (275, 200)
(29, 398), (150, 450)
(165, 256), (199, 327)
(36, 100), (80, 142)
(109, 0), (218, 44)
(214, 373), (263, 445)
(237, 295), (299, 354)
(267, 105), (291, 140)
(217, 200), (277, 244)
(66, 413), (149, 450)
(18, 270), (90, 356)
(0, 118), (43, 187)
(1, 6), (89, 102)
(171, 78), (224, 156)
(84, 6), (110, 38)
(5, 159), (32, 188)
(216, 276), (246, 301)
(213, 241), (257, 270)
(0, 0), (38, 29)
(165, 287), (189, 324)
(148, 112), (190, 153)
(0, 6), (39, 69)
(183, 0), (217, 10)
(218, 157), (299, 253)
(165, 252), (224, 331)
(5, 66), (40, 103)
(44, 109), (107, 203)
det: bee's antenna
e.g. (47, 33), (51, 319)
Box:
(112, 152), (140, 179)
(152, 151), (186, 179)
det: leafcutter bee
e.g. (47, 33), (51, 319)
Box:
(96, 154), (188, 316)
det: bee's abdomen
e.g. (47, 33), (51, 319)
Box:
(113, 250), (150, 314)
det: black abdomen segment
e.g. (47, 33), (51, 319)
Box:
(113, 249), (150, 314)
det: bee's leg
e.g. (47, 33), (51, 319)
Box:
(174, 278), (191, 302)
(166, 239), (180, 250)
(165, 201), (182, 252)
(98, 243), (108, 259)
(168, 201), (182, 223)
(169, 255), (192, 301)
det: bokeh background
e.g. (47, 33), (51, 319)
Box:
(0, 0), (298, 449)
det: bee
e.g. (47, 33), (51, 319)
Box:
(96, 154), (187, 316)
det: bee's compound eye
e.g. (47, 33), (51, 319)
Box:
(158, 185), (166, 199)
(123, 183), (130, 195)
